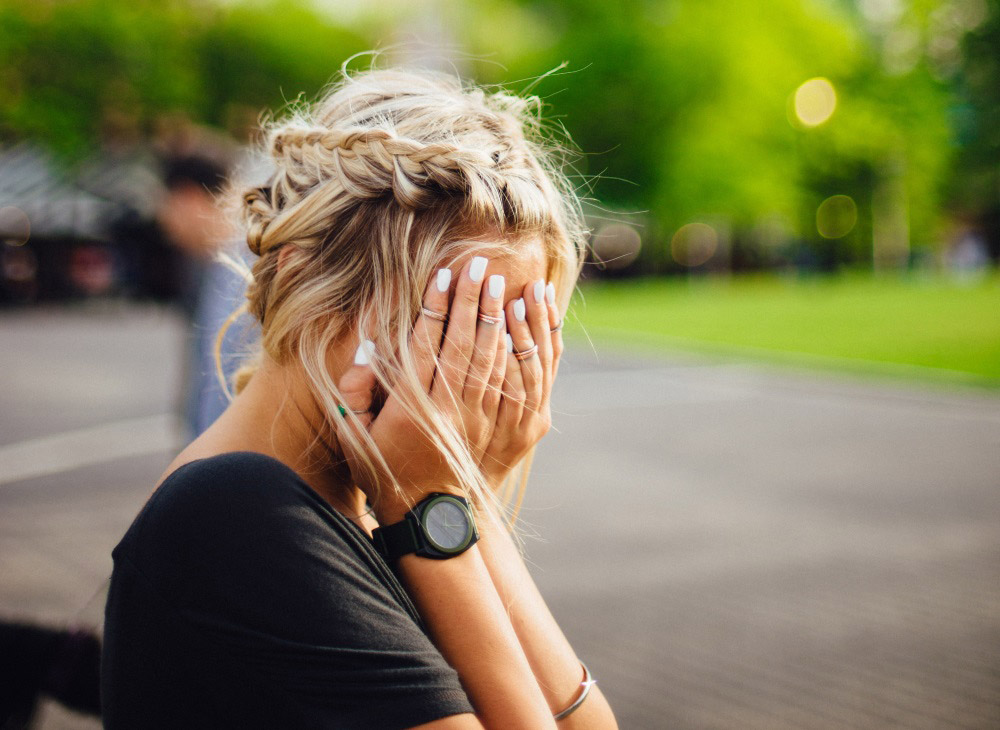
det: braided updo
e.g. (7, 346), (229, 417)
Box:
(224, 64), (587, 522)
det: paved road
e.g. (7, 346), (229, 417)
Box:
(2, 305), (999, 729)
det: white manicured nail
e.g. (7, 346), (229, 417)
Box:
(513, 298), (525, 321)
(546, 281), (555, 305)
(354, 339), (375, 366)
(469, 256), (488, 282)
(533, 280), (545, 303)
(436, 268), (451, 292)
(505, 333), (514, 353)
(488, 274), (504, 299)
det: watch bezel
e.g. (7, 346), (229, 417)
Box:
(418, 493), (477, 555)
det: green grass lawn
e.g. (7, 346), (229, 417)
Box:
(564, 269), (1000, 388)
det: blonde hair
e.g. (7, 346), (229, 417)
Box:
(219, 63), (587, 528)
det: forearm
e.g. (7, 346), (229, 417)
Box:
(380, 500), (556, 729)
(473, 501), (618, 728)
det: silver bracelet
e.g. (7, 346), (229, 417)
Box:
(553, 661), (595, 721)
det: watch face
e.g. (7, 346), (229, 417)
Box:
(422, 497), (474, 553)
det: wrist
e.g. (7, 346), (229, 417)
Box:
(372, 485), (466, 525)
(478, 466), (512, 499)
(371, 491), (481, 564)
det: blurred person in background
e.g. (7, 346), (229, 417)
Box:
(158, 153), (258, 438)
(102, 64), (618, 728)
(2, 152), (251, 730)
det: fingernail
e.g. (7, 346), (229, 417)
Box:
(505, 333), (514, 353)
(513, 298), (525, 321)
(546, 281), (556, 305)
(354, 339), (375, 366)
(533, 280), (545, 303)
(469, 256), (487, 282)
(436, 268), (451, 292)
(488, 274), (505, 299)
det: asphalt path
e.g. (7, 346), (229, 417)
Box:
(2, 304), (998, 729)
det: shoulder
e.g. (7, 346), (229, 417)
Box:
(148, 450), (318, 519)
(105, 456), (474, 725)
(156, 449), (305, 495)
(133, 452), (319, 546)
(112, 451), (410, 633)
(110, 451), (429, 646)
(115, 452), (359, 595)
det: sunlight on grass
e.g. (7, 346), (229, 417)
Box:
(564, 270), (1000, 386)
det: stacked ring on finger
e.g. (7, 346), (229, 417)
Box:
(513, 342), (539, 361)
(337, 404), (371, 416)
(421, 306), (448, 322)
(477, 310), (504, 326)
(550, 319), (563, 333)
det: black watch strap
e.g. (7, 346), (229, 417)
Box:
(372, 518), (420, 563)
(371, 493), (479, 563)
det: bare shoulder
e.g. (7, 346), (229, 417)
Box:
(155, 411), (265, 489)
(156, 438), (233, 490)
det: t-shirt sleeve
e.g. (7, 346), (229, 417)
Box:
(105, 452), (474, 729)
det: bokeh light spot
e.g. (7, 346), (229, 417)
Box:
(0, 206), (31, 246)
(591, 223), (642, 270)
(671, 223), (718, 267)
(816, 195), (858, 239)
(794, 78), (837, 127)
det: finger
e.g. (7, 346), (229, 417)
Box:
(434, 255), (487, 407)
(543, 280), (564, 394)
(524, 278), (554, 403)
(483, 311), (507, 422)
(464, 273), (505, 406)
(505, 294), (543, 420)
(337, 339), (378, 430)
(495, 333), (525, 433)
(411, 267), (453, 392)
(335, 341), (390, 500)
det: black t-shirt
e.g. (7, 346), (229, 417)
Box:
(101, 451), (474, 729)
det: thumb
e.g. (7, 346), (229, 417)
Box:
(337, 339), (377, 431)
(336, 340), (384, 501)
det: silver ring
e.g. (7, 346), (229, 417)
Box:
(513, 342), (538, 361)
(550, 319), (563, 333)
(421, 306), (448, 322)
(337, 404), (370, 416)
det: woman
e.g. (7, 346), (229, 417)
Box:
(102, 66), (619, 729)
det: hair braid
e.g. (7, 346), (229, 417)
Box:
(242, 186), (278, 257)
(270, 126), (504, 210)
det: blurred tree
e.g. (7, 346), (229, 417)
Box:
(0, 0), (994, 271)
(0, 0), (202, 158)
(953, 0), (1000, 258)
(0, 0), (366, 159)
(194, 0), (368, 136)
(459, 0), (960, 271)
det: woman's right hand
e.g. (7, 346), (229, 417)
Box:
(479, 276), (563, 491)
(336, 256), (508, 522)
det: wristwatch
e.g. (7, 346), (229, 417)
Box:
(371, 492), (479, 563)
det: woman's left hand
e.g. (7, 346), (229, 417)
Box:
(480, 278), (563, 491)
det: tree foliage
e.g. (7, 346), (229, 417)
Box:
(0, 0), (994, 270)
(0, 0), (367, 158)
